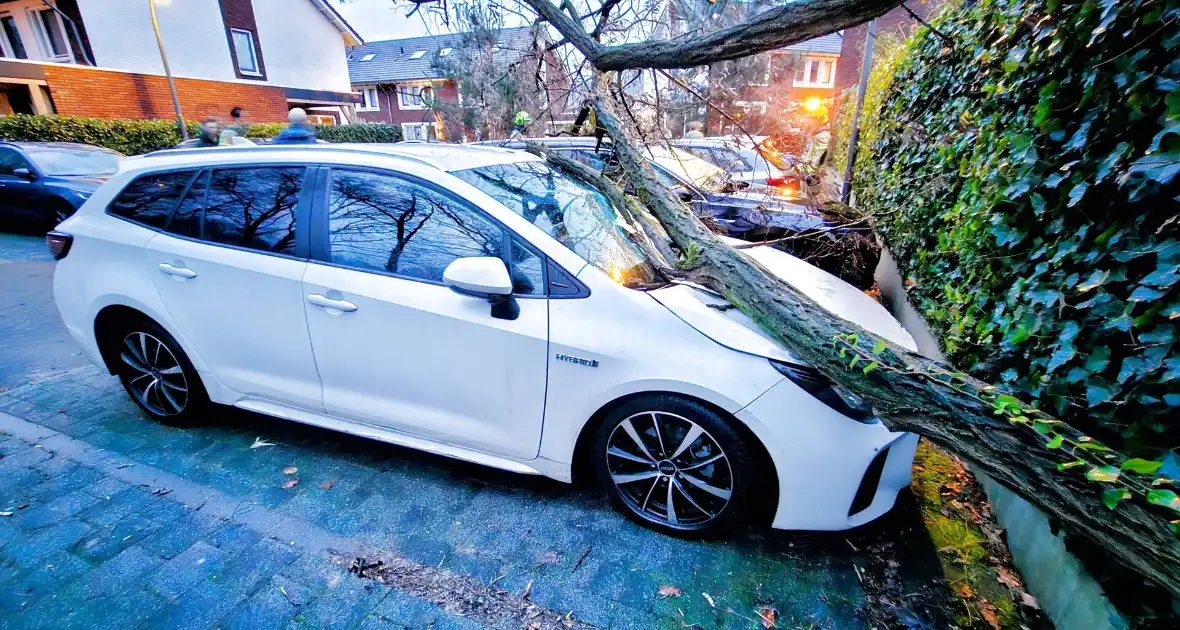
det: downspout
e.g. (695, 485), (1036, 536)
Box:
(40, 0), (95, 66)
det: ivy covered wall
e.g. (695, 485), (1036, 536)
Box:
(851, 0), (1180, 450)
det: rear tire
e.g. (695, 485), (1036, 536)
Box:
(108, 318), (207, 424)
(589, 395), (754, 537)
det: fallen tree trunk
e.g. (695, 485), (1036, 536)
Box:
(587, 89), (1180, 597)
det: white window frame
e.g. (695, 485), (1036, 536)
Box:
(401, 122), (434, 142)
(0, 12), (27, 60)
(356, 87), (380, 112)
(230, 28), (262, 77)
(793, 56), (836, 88)
(409, 50), (426, 59)
(27, 8), (72, 63)
(396, 84), (432, 111)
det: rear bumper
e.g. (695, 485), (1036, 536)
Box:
(737, 377), (917, 530)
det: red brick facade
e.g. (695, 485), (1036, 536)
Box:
(355, 82), (459, 125)
(42, 64), (290, 122)
(835, 3), (941, 92)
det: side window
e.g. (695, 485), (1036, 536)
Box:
(203, 167), (303, 255)
(0, 148), (30, 176)
(165, 171), (209, 239)
(327, 170), (504, 284)
(510, 240), (544, 296)
(108, 171), (197, 230)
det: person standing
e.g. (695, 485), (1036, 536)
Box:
(194, 117), (223, 147)
(684, 120), (706, 139)
(271, 108), (318, 144)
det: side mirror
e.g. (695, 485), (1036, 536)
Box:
(443, 257), (519, 320)
(12, 167), (35, 180)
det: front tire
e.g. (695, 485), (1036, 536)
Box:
(590, 395), (754, 536)
(110, 319), (207, 423)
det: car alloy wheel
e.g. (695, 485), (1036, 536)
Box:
(120, 331), (189, 416)
(605, 411), (734, 529)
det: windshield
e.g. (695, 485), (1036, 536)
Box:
(453, 160), (660, 287)
(649, 146), (728, 192)
(25, 148), (120, 176)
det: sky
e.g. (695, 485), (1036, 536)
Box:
(332, 0), (531, 42)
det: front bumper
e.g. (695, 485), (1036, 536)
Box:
(737, 377), (918, 531)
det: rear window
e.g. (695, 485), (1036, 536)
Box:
(108, 171), (197, 229)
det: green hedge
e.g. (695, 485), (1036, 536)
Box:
(0, 114), (401, 154)
(854, 0), (1180, 449)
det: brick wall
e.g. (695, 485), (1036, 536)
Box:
(835, 2), (941, 92)
(42, 64), (289, 122)
(356, 82), (459, 125)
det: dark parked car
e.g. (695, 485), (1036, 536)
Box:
(0, 142), (121, 230)
(480, 137), (843, 241)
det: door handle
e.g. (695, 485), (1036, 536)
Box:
(307, 293), (357, 313)
(158, 263), (197, 279)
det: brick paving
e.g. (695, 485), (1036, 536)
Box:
(0, 233), (916, 629)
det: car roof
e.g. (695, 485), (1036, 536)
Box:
(135, 142), (540, 173)
(1, 141), (118, 153)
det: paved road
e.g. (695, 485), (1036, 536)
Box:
(0, 233), (944, 629)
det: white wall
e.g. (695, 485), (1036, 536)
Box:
(252, 0), (351, 92)
(71, 0), (349, 91)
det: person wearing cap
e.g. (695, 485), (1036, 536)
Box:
(271, 108), (318, 144)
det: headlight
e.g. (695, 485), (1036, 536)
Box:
(770, 359), (878, 423)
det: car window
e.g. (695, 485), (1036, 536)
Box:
(165, 171), (209, 239)
(510, 240), (544, 296)
(0, 147), (32, 176)
(714, 148), (752, 171)
(25, 148), (119, 176)
(202, 167), (303, 256)
(327, 169), (505, 284)
(565, 148), (613, 171)
(108, 170), (198, 229)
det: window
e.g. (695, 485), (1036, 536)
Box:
(107, 171), (198, 230)
(31, 8), (70, 61)
(360, 53), (377, 62)
(327, 170), (505, 284)
(401, 122), (433, 141)
(0, 15), (27, 60)
(793, 57), (836, 88)
(439, 48), (452, 57)
(397, 85), (432, 110)
(0, 147), (31, 176)
(357, 87), (380, 112)
(409, 50), (426, 59)
(231, 28), (261, 76)
(165, 171), (210, 239)
(202, 168), (304, 255)
(510, 240), (544, 296)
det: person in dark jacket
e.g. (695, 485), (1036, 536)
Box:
(271, 108), (318, 144)
(195, 117), (223, 147)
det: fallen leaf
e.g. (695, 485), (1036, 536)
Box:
(702, 592), (716, 608)
(980, 601), (1001, 630)
(283, 466), (298, 475)
(1020, 592), (1039, 609)
(151, 487), (172, 496)
(16, 504), (29, 510)
(0, 511), (12, 517)
(536, 550), (560, 565)
(995, 566), (1023, 589)
(251, 437), (275, 449)
(282, 477), (299, 489)
(657, 585), (682, 598)
(522, 578), (534, 599)
(758, 606), (777, 628)
(954, 583), (975, 598)
(319, 480), (336, 490)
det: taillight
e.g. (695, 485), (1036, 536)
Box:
(46, 231), (73, 260)
(766, 176), (787, 187)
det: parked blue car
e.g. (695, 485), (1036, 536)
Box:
(0, 142), (121, 231)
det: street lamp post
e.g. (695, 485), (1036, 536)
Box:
(841, 18), (877, 205)
(148, 0), (188, 140)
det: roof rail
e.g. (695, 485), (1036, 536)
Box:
(140, 143), (439, 170)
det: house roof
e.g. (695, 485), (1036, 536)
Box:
(308, 0), (363, 46)
(783, 33), (843, 55)
(347, 27), (537, 85)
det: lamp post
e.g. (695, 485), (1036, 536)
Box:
(148, 0), (188, 140)
(841, 18), (877, 205)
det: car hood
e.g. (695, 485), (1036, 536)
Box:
(649, 240), (917, 362)
(48, 175), (110, 192)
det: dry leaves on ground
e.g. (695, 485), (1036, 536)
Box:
(657, 585), (681, 598)
(319, 480), (336, 490)
(250, 437), (275, 449)
(282, 477), (299, 489)
(536, 550), (561, 565)
(758, 606), (777, 628)
(283, 466), (298, 475)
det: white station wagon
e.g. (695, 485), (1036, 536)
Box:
(50, 144), (919, 535)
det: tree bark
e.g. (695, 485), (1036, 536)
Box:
(587, 90), (1180, 597)
(520, 0), (904, 70)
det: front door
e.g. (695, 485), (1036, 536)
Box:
(302, 168), (549, 460)
(144, 166), (322, 411)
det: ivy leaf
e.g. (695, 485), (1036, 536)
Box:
(1085, 466), (1121, 483)
(1084, 346), (1111, 372)
(1067, 181), (1089, 207)
(1129, 286), (1166, 302)
(1085, 378), (1117, 407)
(1146, 489), (1180, 511)
(1033, 420), (1058, 435)
(1077, 270), (1109, 292)
(1058, 459), (1086, 471)
(872, 338), (887, 354)
(1122, 458), (1164, 474)
(1046, 344), (1075, 373)
(1045, 434), (1064, 449)
(1101, 488), (1131, 510)
(863, 361), (879, 374)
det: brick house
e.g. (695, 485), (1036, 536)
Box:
(0, 0), (362, 124)
(347, 27), (567, 141)
(834, 1), (942, 93)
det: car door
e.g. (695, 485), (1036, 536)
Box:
(302, 167), (549, 460)
(0, 147), (41, 220)
(144, 165), (323, 411)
